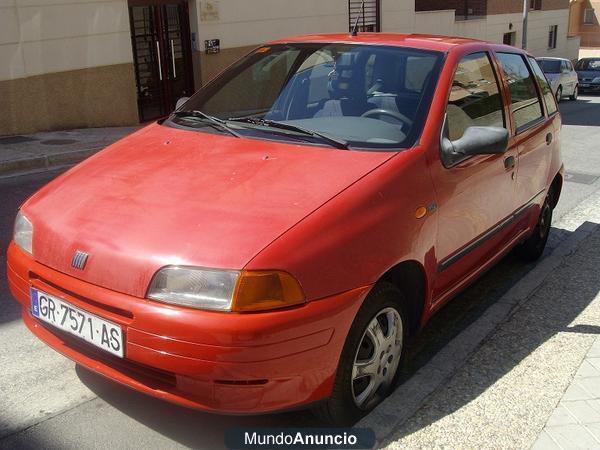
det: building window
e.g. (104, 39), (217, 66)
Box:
(548, 25), (558, 49)
(503, 32), (516, 46)
(584, 8), (595, 25)
(530, 0), (542, 10)
(349, 0), (380, 32)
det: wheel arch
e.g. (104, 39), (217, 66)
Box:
(550, 171), (563, 209)
(378, 260), (427, 336)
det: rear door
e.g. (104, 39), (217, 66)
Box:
(494, 52), (556, 213)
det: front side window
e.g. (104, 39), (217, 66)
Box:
(497, 52), (544, 132)
(529, 57), (558, 116)
(446, 52), (504, 141)
(170, 43), (442, 150)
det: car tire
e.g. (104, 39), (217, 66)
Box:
(313, 282), (407, 425)
(515, 188), (554, 262)
(570, 85), (578, 101)
(556, 86), (562, 103)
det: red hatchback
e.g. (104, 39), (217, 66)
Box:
(7, 34), (563, 424)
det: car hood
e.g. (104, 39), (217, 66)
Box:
(23, 123), (393, 297)
(577, 70), (600, 80)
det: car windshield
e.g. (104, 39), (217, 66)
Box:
(167, 43), (443, 150)
(538, 59), (561, 74)
(575, 58), (600, 71)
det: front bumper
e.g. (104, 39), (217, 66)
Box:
(578, 82), (600, 91)
(7, 242), (368, 414)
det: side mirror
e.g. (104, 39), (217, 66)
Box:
(175, 97), (190, 111)
(441, 125), (509, 167)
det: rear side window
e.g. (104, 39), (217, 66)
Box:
(496, 52), (544, 132)
(446, 52), (504, 141)
(528, 57), (558, 115)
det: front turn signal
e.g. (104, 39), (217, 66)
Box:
(232, 270), (305, 312)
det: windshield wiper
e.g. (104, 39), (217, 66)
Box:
(173, 110), (242, 138)
(228, 117), (349, 150)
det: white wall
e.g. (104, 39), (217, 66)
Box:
(411, 8), (573, 59)
(0, 0), (133, 82)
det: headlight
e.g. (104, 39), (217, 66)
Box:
(593, 77), (600, 83)
(147, 266), (305, 312)
(14, 211), (33, 255)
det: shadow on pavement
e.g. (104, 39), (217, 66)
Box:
(71, 224), (595, 448)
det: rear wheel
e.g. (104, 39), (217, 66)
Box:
(556, 86), (562, 103)
(515, 188), (554, 262)
(570, 85), (578, 101)
(313, 282), (406, 425)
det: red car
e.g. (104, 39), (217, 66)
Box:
(7, 34), (563, 424)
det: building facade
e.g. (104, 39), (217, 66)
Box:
(0, 0), (578, 136)
(569, 0), (600, 57)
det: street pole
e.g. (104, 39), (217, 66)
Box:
(522, 0), (528, 49)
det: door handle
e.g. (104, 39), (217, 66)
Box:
(504, 156), (515, 170)
(546, 133), (553, 145)
(170, 40), (176, 78)
(156, 41), (163, 81)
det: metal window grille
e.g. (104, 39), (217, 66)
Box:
(584, 8), (595, 25)
(349, 0), (381, 32)
(548, 25), (558, 49)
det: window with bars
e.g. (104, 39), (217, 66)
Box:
(548, 25), (558, 49)
(529, 0), (542, 10)
(349, 0), (381, 32)
(584, 8), (595, 25)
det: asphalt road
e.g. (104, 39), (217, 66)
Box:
(1, 96), (600, 449)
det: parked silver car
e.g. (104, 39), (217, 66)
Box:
(575, 57), (600, 93)
(537, 57), (578, 102)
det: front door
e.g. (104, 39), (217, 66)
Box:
(129, 0), (194, 122)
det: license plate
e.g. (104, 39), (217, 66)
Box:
(30, 288), (124, 357)
(581, 84), (590, 87)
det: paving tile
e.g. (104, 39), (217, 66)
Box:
(577, 361), (600, 379)
(584, 423), (600, 441)
(547, 405), (578, 426)
(532, 430), (561, 450)
(587, 340), (600, 358)
(586, 358), (600, 372)
(545, 424), (600, 449)
(578, 378), (600, 399)
(564, 400), (600, 424)
(564, 381), (596, 401)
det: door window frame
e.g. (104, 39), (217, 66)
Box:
(495, 51), (547, 135)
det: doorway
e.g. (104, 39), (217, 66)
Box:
(128, 0), (194, 122)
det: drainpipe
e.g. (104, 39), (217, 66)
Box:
(522, 0), (529, 49)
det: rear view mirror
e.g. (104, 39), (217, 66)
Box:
(175, 97), (190, 111)
(441, 125), (509, 167)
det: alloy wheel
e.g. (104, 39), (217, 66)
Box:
(351, 307), (403, 410)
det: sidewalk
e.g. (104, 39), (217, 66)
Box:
(534, 337), (600, 449)
(0, 127), (139, 178)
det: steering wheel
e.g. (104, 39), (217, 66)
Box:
(361, 108), (414, 132)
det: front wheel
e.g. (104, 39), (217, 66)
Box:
(570, 85), (578, 101)
(515, 189), (554, 262)
(556, 86), (562, 104)
(313, 283), (406, 425)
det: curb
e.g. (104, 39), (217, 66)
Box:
(0, 147), (103, 178)
(358, 188), (600, 446)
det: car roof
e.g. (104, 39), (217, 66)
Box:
(267, 33), (527, 54)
